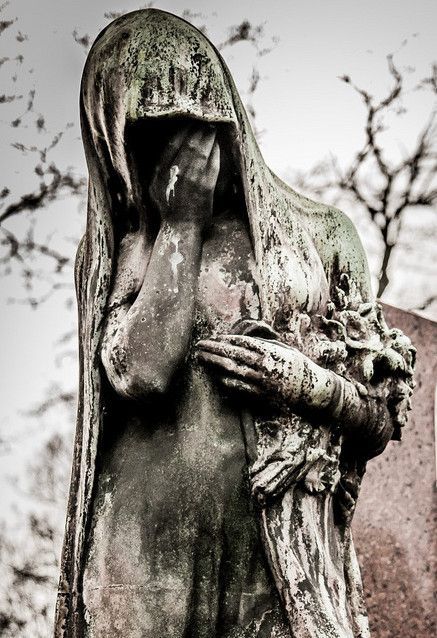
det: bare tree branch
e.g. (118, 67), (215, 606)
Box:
(302, 52), (437, 297)
(0, 162), (85, 224)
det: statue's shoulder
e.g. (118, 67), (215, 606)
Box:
(302, 194), (372, 297)
(274, 175), (372, 296)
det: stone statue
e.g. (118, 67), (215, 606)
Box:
(55, 9), (415, 638)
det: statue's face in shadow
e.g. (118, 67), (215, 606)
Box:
(124, 117), (243, 234)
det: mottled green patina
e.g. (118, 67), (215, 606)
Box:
(55, 9), (415, 638)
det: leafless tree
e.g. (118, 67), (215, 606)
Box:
(294, 51), (437, 298)
(0, 426), (72, 637)
(0, 3), (86, 308)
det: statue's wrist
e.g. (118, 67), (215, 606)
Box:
(325, 372), (346, 421)
(281, 351), (340, 415)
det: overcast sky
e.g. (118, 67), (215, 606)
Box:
(4, 0), (437, 171)
(1, 0), (436, 513)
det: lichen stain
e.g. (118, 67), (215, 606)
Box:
(169, 236), (184, 293)
(165, 164), (179, 203)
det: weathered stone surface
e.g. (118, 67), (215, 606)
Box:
(354, 304), (436, 638)
(55, 10), (417, 638)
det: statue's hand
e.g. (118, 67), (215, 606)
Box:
(196, 334), (310, 409)
(149, 124), (220, 229)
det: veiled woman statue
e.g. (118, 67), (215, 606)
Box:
(55, 9), (415, 638)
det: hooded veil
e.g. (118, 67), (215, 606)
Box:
(55, 9), (415, 638)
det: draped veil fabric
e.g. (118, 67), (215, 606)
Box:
(55, 9), (415, 638)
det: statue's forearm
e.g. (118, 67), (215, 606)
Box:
(283, 350), (392, 457)
(102, 220), (203, 398)
(325, 372), (392, 457)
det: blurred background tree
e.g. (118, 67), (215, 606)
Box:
(294, 52), (437, 299)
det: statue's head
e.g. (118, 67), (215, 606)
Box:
(81, 9), (245, 226)
(79, 9), (281, 321)
(114, 9), (237, 123)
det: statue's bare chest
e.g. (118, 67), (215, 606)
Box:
(197, 216), (260, 329)
(197, 214), (329, 330)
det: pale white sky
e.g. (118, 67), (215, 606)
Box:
(1, 0), (436, 514)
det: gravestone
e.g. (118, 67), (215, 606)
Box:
(354, 304), (436, 637)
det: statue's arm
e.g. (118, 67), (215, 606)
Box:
(196, 334), (394, 457)
(325, 210), (414, 455)
(101, 221), (204, 399)
(295, 358), (396, 459)
(101, 125), (220, 400)
(197, 212), (414, 459)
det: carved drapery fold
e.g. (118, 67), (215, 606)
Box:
(55, 9), (415, 638)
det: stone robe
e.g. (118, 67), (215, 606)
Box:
(55, 9), (415, 638)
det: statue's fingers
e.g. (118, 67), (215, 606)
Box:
(196, 339), (261, 367)
(175, 126), (216, 173)
(251, 459), (299, 495)
(250, 454), (290, 476)
(251, 470), (292, 503)
(251, 465), (285, 491)
(197, 351), (262, 382)
(220, 376), (262, 395)
(151, 126), (195, 192)
(152, 127), (216, 203)
(158, 125), (193, 169)
(149, 130), (187, 202)
(215, 334), (269, 355)
(202, 139), (220, 188)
